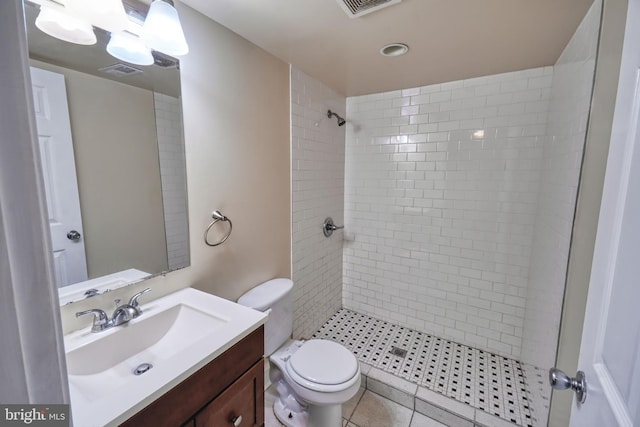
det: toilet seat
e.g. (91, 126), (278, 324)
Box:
(285, 339), (359, 392)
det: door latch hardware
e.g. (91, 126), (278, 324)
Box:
(549, 368), (587, 404)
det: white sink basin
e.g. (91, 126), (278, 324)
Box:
(67, 304), (227, 377)
(64, 287), (267, 427)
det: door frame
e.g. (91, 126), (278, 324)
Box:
(549, 0), (629, 424)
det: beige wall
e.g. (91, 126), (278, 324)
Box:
(59, 3), (291, 332)
(31, 59), (168, 279)
(549, 0), (627, 425)
(68, 71), (167, 279)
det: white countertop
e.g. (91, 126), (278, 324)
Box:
(64, 288), (267, 427)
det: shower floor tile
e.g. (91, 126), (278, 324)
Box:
(313, 308), (547, 427)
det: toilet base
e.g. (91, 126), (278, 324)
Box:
(308, 403), (342, 427)
(274, 396), (307, 427)
(273, 397), (343, 427)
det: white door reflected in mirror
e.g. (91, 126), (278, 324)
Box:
(30, 66), (88, 286)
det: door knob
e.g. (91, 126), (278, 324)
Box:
(67, 230), (81, 241)
(549, 368), (587, 403)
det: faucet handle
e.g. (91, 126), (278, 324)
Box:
(128, 288), (151, 311)
(76, 309), (113, 332)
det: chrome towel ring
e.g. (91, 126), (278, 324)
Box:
(204, 210), (233, 246)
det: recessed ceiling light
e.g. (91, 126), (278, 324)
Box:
(380, 43), (409, 57)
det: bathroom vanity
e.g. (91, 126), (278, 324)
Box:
(64, 288), (267, 427)
(120, 326), (264, 427)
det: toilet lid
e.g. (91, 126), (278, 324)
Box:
(288, 340), (358, 385)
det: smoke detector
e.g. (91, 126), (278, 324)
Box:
(336, 0), (402, 18)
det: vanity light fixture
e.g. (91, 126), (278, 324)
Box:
(141, 0), (189, 56)
(35, 6), (97, 45)
(106, 31), (154, 66)
(66, 0), (128, 33)
(32, 0), (189, 64)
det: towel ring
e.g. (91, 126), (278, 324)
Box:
(204, 210), (233, 246)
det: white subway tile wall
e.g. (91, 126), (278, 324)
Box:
(521, 0), (600, 369)
(291, 67), (347, 338)
(343, 67), (554, 359)
(154, 93), (189, 270)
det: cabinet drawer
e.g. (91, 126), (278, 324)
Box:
(195, 358), (264, 427)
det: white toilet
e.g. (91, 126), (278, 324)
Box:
(238, 278), (361, 427)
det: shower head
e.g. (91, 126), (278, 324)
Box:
(327, 110), (346, 127)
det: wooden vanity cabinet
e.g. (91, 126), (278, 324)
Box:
(120, 326), (264, 427)
(194, 359), (263, 427)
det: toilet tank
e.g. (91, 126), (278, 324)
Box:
(237, 278), (293, 356)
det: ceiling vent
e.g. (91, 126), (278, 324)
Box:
(336, 0), (402, 18)
(98, 63), (143, 77)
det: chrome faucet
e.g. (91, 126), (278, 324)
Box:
(76, 288), (151, 332)
(111, 300), (139, 326)
(128, 287), (151, 314)
(75, 308), (113, 332)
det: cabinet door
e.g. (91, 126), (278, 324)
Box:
(195, 359), (264, 427)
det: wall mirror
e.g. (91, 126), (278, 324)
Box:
(24, 0), (190, 305)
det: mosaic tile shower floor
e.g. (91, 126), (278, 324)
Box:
(313, 309), (550, 427)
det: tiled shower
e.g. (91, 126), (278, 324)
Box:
(154, 93), (189, 271)
(291, 1), (600, 425)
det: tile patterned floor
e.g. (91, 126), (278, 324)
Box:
(313, 309), (549, 427)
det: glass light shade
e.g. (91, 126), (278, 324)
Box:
(35, 7), (96, 45)
(66, 0), (128, 33)
(106, 32), (154, 65)
(141, 0), (189, 56)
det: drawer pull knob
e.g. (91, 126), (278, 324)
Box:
(230, 415), (242, 426)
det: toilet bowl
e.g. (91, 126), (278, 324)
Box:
(270, 339), (361, 426)
(238, 279), (361, 427)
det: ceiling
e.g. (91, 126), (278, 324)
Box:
(180, 0), (595, 97)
